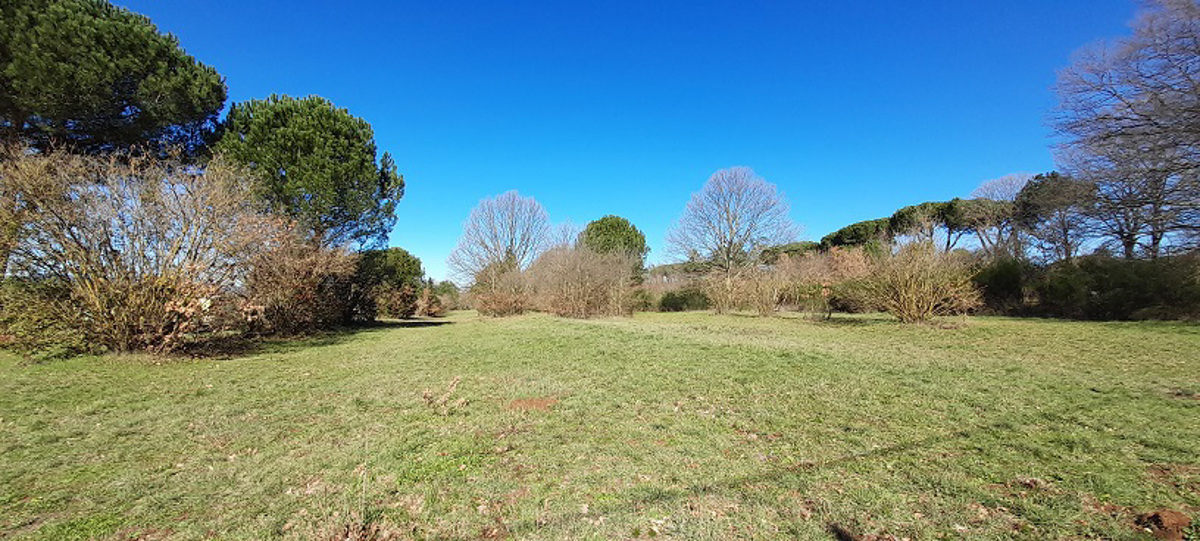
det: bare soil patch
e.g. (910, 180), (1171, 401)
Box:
(507, 397), (558, 411)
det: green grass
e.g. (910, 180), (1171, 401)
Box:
(1, 312), (1197, 540)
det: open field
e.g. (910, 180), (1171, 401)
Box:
(1, 312), (1198, 540)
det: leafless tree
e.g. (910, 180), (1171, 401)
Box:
(971, 173), (1032, 202)
(1054, 0), (1200, 257)
(666, 167), (797, 273)
(447, 190), (550, 283)
(966, 174), (1032, 259)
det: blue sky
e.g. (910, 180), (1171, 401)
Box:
(121, 0), (1136, 281)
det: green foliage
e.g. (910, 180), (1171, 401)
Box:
(658, 288), (710, 312)
(0, 279), (91, 360)
(355, 248), (424, 290)
(973, 257), (1032, 312)
(0, 0), (226, 153)
(214, 95), (404, 247)
(1035, 254), (1200, 320)
(432, 280), (459, 298)
(630, 288), (655, 312)
(760, 241), (819, 263)
(1014, 172), (1094, 260)
(820, 218), (891, 249)
(579, 215), (649, 264)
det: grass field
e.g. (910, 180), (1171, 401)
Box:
(1, 311), (1197, 540)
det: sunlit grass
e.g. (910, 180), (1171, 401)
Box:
(1, 312), (1197, 539)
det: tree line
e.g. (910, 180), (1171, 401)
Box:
(1, 0), (1198, 359)
(445, 0), (1200, 323)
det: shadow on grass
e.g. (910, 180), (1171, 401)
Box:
(501, 391), (1119, 539)
(180, 318), (454, 359)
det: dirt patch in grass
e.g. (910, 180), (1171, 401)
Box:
(507, 397), (558, 411)
(1134, 509), (1191, 541)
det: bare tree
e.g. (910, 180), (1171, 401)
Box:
(1054, 0), (1200, 257)
(447, 190), (550, 283)
(971, 173), (1032, 202)
(666, 167), (797, 273)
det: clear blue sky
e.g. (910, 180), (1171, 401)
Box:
(121, 0), (1136, 281)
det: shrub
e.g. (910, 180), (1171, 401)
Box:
(1, 148), (273, 354)
(375, 284), (418, 319)
(973, 257), (1032, 312)
(242, 228), (359, 334)
(630, 288), (656, 312)
(416, 287), (446, 317)
(659, 288), (710, 312)
(1035, 254), (1200, 320)
(526, 246), (636, 318)
(858, 241), (983, 323)
(472, 264), (528, 317)
(0, 279), (90, 360)
(773, 248), (872, 317)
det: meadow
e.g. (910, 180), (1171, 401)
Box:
(1, 312), (1197, 540)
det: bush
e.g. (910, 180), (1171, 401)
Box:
(416, 287), (446, 317)
(0, 279), (90, 360)
(659, 288), (710, 312)
(1035, 254), (1200, 320)
(375, 284), (418, 319)
(630, 288), (656, 312)
(1, 148), (273, 354)
(858, 241), (983, 323)
(527, 246), (636, 318)
(242, 229), (359, 334)
(475, 289), (528, 316)
(472, 264), (528, 317)
(973, 257), (1032, 313)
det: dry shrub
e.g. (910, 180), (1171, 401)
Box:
(472, 261), (528, 317)
(1, 147), (273, 354)
(526, 246), (635, 318)
(241, 225), (359, 334)
(857, 241), (982, 323)
(372, 284), (417, 319)
(416, 287), (446, 317)
(775, 247), (873, 318)
(734, 267), (791, 316)
(701, 273), (739, 314)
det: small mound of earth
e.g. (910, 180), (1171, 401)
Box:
(507, 397), (558, 411)
(1135, 509), (1191, 541)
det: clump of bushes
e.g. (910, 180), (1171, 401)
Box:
(416, 287), (446, 317)
(1035, 254), (1200, 320)
(471, 260), (529, 317)
(973, 257), (1033, 313)
(855, 241), (982, 323)
(0, 149), (281, 356)
(526, 246), (637, 318)
(658, 288), (710, 312)
(0, 147), (391, 358)
(242, 227), (361, 334)
(373, 284), (418, 319)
